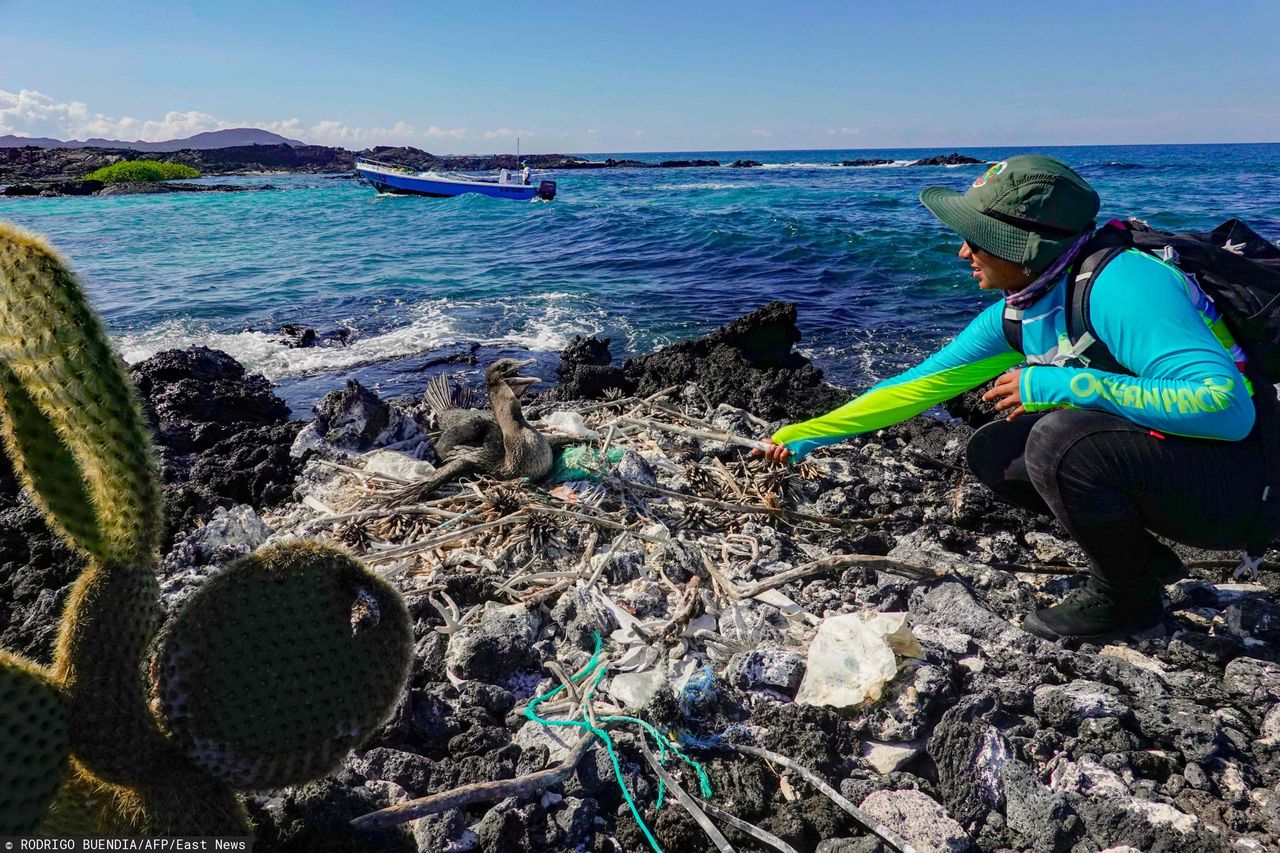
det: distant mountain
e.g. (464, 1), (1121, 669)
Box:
(0, 127), (306, 151)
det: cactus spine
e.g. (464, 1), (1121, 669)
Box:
(0, 222), (413, 837)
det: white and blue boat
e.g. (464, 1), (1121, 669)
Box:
(355, 158), (556, 201)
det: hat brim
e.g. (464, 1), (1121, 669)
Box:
(919, 186), (1028, 265)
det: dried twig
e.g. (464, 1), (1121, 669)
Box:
(526, 504), (668, 543)
(693, 797), (800, 853)
(350, 734), (596, 830)
(660, 576), (702, 641)
(702, 551), (936, 601)
(728, 744), (918, 853)
(637, 738), (736, 853)
(618, 416), (771, 452)
(609, 478), (863, 529)
(368, 514), (526, 570)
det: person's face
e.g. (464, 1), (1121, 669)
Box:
(959, 241), (1035, 291)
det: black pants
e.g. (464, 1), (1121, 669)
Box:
(965, 408), (1272, 595)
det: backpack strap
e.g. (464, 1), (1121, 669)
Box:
(1002, 304), (1023, 354)
(1063, 227), (1134, 373)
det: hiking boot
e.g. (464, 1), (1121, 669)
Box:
(1148, 540), (1188, 585)
(1022, 576), (1165, 643)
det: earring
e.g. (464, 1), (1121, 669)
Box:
(1023, 266), (1033, 277)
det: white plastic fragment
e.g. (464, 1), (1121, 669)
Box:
(362, 449), (436, 481)
(540, 410), (603, 439)
(608, 669), (668, 710)
(795, 612), (923, 708)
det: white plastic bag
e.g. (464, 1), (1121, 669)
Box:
(795, 611), (923, 708)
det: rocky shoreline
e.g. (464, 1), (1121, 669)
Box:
(3, 303), (1278, 852)
(0, 145), (987, 196)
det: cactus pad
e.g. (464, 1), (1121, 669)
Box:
(148, 542), (412, 789)
(0, 223), (160, 566)
(0, 652), (70, 834)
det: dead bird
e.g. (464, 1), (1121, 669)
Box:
(389, 358), (554, 503)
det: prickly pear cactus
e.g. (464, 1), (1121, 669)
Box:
(0, 652), (69, 834)
(149, 541), (413, 788)
(0, 222), (413, 836)
(0, 224), (160, 565)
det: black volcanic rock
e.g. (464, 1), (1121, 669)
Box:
(839, 158), (895, 167)
(94, 181), (275, 196)
(312, 380), (392, 452)
(129, 346), (301, 547)
(545, 301), (848, 421)
(731, 160), (763, 168)
(277, 324), (318, 348)
(0, 496), (85, 664)
(658, 159), (720, 167)
(130, 346), (290, 454)
(553, 335), (630, 399)
(914, 153), (983, 166)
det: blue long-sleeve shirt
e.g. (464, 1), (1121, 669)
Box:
(774, 247), (1255, 460)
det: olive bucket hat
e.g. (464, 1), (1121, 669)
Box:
(920, 154), (1100, 274)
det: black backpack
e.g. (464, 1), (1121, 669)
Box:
(1002, 219), (1280, 565)
(1002, 218), (1280, 378)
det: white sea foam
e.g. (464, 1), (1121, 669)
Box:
(650, 181), (747, 189)
(756, 159), (918, 170)
(116, 293), (622, 380)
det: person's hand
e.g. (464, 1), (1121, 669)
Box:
(982, 369), (1026, 421)
(752, 440), (793, 465)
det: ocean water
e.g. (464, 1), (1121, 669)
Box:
(3, 143), (1278, 414)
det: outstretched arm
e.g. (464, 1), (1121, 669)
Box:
(771, 301), (1022, 460)
(1020, 250), (1255, 441)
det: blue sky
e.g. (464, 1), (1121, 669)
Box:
(2, 0), (1278, 153)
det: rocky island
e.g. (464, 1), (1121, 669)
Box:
(3, 298), (1278, 852)
(1, 144), (987, 196)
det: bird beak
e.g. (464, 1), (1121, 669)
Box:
(504, 376), (540, 394)
(511, 358), (537, 370)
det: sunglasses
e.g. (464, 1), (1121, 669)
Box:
(965, 238), (987, 255)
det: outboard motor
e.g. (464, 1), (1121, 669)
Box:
(536, 180), (557, 201)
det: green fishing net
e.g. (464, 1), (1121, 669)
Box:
(548, 445), (626, 483)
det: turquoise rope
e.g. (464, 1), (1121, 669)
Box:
(525, 635), (665, 853)
(598, 714), (714, 799)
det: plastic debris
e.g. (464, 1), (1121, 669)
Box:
(548, 445), (627, 483)
(608, 669), (668, 710)
(540, 410), (603, 439)
(795, 612), (923, 708)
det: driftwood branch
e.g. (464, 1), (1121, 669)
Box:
(702, 552), (936, 601)
(525, 504), (669, 543)
(609, 478), (871, 529)
(350, 734), (595, 830)
(618, 416), (771, 452)
(637, 738), (736, 853)
(728, 744), (918, 853)
(694, 797), (800, 853)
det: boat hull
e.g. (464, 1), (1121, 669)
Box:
(356, 165), (554, 200)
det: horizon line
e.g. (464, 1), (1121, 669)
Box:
(4, 132), (1278, 157)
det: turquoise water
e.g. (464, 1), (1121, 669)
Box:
(3, 143), (1278, 412)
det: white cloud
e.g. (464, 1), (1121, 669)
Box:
(826, 127), (862, 136)
(750, 128), (774, 138)
(634, 130), (644, 139)
(0, 88), (230, 141)
(482, 127), (533, 140)
(0, 87), (468, 148)
(585, 128), (598, 136)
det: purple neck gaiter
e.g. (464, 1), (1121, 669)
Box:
(1005, 229), (1096, 310)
